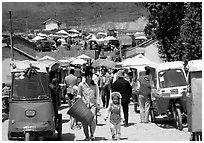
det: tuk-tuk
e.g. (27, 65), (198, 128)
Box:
(186, 60), (202, 141)
(146, 61), (188, 130)
(8, 60), (62, 141)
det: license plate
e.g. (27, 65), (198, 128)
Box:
(170, 89), (178, 94)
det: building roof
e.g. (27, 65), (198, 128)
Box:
(42, 18), (61, 25)
(138, 39), (158, 48)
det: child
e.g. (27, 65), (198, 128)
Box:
(104, 92), (123, 141)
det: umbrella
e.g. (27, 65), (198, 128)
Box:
(67, 57), (76, 63)
(92, 59), (105, 67)
(38, 55), (55, 61)
(32, 36), (45, 42)
(71, 58), (87, 65)
(99, 59), (116, 69)
(86, 33), (95, 39)
(104, 36), (117, 41)
(37, 33), (47, 37)
(56, 30), (70, 35)
(97, 32), (107, 36)
(135, 36), (147, 40)
(68, 29), (80, 33)
(77, 54), (91, 60)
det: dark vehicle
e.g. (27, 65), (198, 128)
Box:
(8, 60), (62, 141)
(36, 40), (56, 52)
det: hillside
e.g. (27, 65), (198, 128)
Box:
(2, 2), (149, 32)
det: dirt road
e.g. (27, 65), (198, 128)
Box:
(2, 103), (191, 141)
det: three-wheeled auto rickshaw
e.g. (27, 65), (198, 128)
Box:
(146, 61), (188, 130)
(8, 60), (62, 141)
(186, 60), (202, 141)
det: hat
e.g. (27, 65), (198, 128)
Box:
(117, 70), (124, 77)
(111, 92), (122, 99)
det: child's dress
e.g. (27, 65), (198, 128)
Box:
(105, 102), (123, 140)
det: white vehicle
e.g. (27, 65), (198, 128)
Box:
(186, 60), (202, 141)
(146, 61), (188, 130)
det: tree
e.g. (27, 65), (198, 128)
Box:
(145, 3), (186, 62)
(173, 2), (202, 64)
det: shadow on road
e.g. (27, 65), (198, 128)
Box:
(96, 123), (106, 126)
(58, 105), (69, 111)
(62, 119), (70, 124)
(76, 136), (108, 141)
(61, 133), (75, 141)
(95, 136), (108, 141)
(155, 116), (188, 130)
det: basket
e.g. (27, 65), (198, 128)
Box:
(67, 98), (94, 125)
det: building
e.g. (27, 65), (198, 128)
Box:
(2, 36), (37, 84)
(125, 39), (163, 64)
(42, 18), (61, 31)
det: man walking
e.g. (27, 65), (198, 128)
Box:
(64, 69), (77, 104)
(112, 70), (132, 127)
(137, 71), (151, 123)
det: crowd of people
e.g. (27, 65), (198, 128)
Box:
(63, 65), (152, 141)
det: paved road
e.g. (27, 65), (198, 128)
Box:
(2, 103), (191, 141)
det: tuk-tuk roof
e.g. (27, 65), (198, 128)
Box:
(187, 60), (202, 72)
(148, 61), (184, 71)
(11, 60), (59, 73)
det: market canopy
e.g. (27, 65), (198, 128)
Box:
(11, 60), (59, 73)
(122, 54), (156, 67)
(71, 58), (87, 65)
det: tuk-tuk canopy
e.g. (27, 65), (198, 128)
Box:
(11, 60), (59, 73)
(152, 61), (184, 71)
(187, 60), (202, 72)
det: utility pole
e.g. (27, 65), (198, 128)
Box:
(25, 17), (28, 33)
(9, 10), (14, 61)
(80, 17), (83, 33)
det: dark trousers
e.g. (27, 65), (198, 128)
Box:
(121, 101), (129, 124)
(101, 86), (110, 108)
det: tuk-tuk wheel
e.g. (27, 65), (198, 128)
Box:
(175, 107), (183, 130)
(25, 132), (31, 141)
(7, 133), (12, 140)
(150, 108), (156, 123)
(191, 132), (202, 141)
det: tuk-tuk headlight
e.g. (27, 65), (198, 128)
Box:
(25, 110), (36, 117)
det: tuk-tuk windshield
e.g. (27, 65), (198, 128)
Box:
(12, 72), (50, 100)
(158, 68), (187, 88)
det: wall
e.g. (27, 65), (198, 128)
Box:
(144, 41), (163, 64)
(45, 22), (59, 31)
